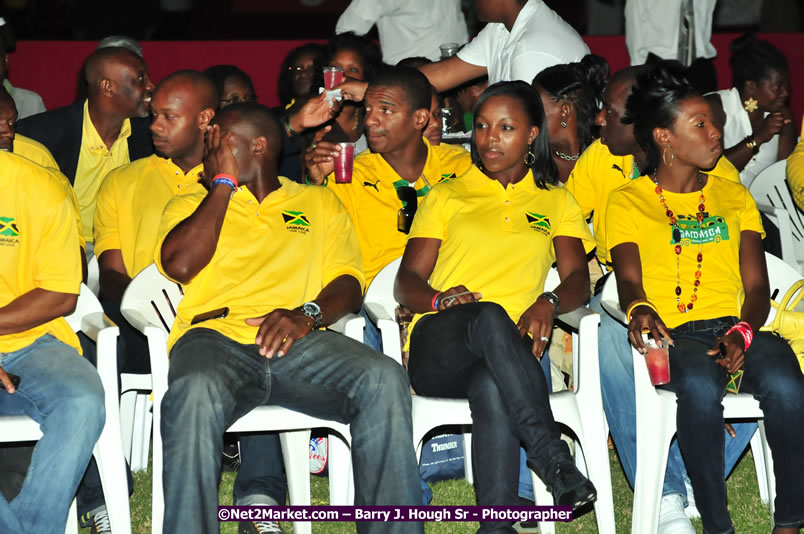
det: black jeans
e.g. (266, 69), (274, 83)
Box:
(408, 302), (571, 534)
(659, 317), (804, 534)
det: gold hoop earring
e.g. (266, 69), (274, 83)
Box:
(524, 150), (536, 166)
(743, 97), (759, 113)
(662, 145), (674, 167)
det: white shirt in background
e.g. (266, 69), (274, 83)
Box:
(335, 0), (468, 66)
(625, 0), (717, 65)
(456, 0), (589, 85)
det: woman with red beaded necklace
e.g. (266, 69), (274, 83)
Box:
(606, 61), (804, 534)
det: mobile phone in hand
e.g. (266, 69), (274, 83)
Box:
(4, 372), (20, 390)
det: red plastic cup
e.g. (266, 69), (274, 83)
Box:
(323, 67), (344, 90)
(334, 142), (355, 183)
(644, 340), (671, 386)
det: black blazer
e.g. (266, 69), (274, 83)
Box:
(17, 100), (154, 185)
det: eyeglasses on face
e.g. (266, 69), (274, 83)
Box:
(220, 94), (257, 105)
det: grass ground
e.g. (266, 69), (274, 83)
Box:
(85, 446), (774, 533)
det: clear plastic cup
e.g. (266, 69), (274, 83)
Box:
(439, 43), (460, 59)
(323, 67), (344, 90)
(334, 142), (355, 184)
(643, 336), (670, 386)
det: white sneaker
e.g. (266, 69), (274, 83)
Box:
(684, 477), (701, 519)
(658, 494), (696, 534)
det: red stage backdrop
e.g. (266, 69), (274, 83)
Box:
(8, 33), (803, 128)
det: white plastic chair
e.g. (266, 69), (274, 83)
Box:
(750, 160), (804, 274)
(0, 284), (131, 534)
(599, 252), (800, 534)
(362, 258), (616, 534)
(86, 254), (100, 295)
(120, 264), (353, 534)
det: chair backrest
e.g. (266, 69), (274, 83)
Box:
(65, 283), (104, 333)
(86, 254), (100, 296)
(750, 160), (804, 252)
(120, 263), (184, 335)
(599, 252), (803, 327)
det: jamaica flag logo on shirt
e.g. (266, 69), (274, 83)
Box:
(526, 212), (551, 235)
(282, 210), (310, 234)
(0, 216), (19, 246)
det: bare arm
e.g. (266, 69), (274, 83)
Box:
(0, 288), (78, 336)
(98, 249), (132, 300)
(418, 57), (488, 93)
(160, 125), (234, 284)
(394, 237), (481, 313)
(776, 106), (796, 161)
(517, 236), (589, 357)
(610, 242), (673, 353)
(246, 274), (363, 359)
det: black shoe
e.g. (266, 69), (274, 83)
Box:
(238, 520), (285, 533)
(545, 461), (597, 510)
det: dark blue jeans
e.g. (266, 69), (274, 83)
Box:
(161, 328), (423, 534)
(659, 317), (804, 534)
(408, 302), (571, 534)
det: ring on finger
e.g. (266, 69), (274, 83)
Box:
(310, 143), (317, 150)
(539, 336), (550, 342)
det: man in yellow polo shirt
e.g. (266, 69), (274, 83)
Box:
(0, 150), (104, 533)
(306, 66), (472, 286)
(567, 65), (754, 533)
(306, 67), (472, 350)
(155, 103), (422, 534)
(17, 47), (155, 252)
(786, 119), (804, 212)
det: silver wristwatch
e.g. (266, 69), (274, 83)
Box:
(538, 291), (560, 314)
(301, 301), (323, 329)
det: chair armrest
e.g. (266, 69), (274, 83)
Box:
(81, 311), (117, 343)
(120, 308), (154, 335)
(328, 313), (364, 339)
(555, 305), (595, 332)
(364, 301), (394, 323)
(601, 299), (627, 325)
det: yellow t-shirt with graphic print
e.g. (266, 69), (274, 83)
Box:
(605, 175), (764, 329)
(13, 134), (84, 250)
(94, 155), (205, 278)
(0, 151), (82, 353)
(155, 178), (365, 350)
(406, 165), (595, 343)
(326, 138), (473, 287)
(567, 139), (741, 264)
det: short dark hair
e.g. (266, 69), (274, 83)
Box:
(533, 54), (609, 154)
(160, 69), (219, 111)
(729, 33), (789, 90)
(471, 81), (558, 189)
(623, 60), (698, 175)
(326, 32), (382, 82)
(368, 66), (432, 112)
(396, 56), (432, 69)
(277, 43), (326, 107)
(203, 65), (254, 105)
(213, 102), (282, 159)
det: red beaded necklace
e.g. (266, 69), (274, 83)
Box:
(653, 171), (706, 313)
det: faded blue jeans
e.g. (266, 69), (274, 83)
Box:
(0, 335), (105, 532)
(161, 328), (423, 534)
(591, 293), (756, 501)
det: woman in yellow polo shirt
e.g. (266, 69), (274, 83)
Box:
(395, 81), (597, 525)
(607, 62), (804, 534)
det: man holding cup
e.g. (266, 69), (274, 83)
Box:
(305, 66), (472, 290)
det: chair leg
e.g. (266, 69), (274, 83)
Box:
(462, 429), (473, 485)
(633, 409), (676, 534)
(279, 430), (312, 534)
(530, 469), (557, 534)
(576, 426), (616, 534)
(94, 442), (133, 534)
(758, 421), (776, 518)
(119, 391), (137, 464)
(66, 498), (78, 534)
(130, 393), (150, 472)
(750, 428), (770, 506)
(327, 433), (353, 506)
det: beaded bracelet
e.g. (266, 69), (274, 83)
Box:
(726, 321), (753, 351)
(431, 292), (442, 312)
(626, 300), (658, 323)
